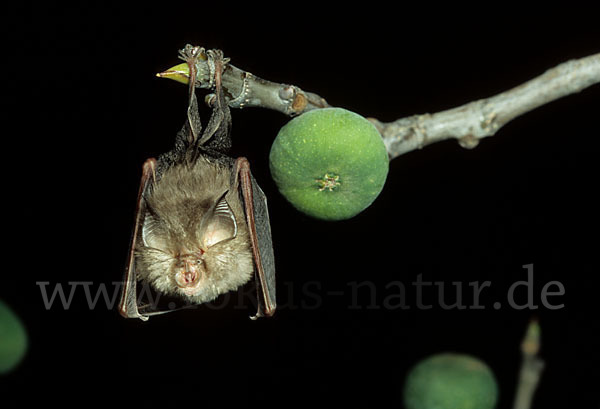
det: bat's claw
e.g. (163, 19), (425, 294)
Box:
(178, 44), (207, 62)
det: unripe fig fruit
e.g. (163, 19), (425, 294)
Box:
(403, 353), (499, 409)
(269, 108), (388, 221)
(0, 299), (27, 374)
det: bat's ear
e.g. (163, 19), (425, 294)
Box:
(200, 191), (237, 248)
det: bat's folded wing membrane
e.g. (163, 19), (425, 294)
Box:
(237, 158), (277, 319)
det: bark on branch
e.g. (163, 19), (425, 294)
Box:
(371, 53), (600, 159)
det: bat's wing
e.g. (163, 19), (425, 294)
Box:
(119, 158), (196, 320)
(119, 158), (157, 321)
(235, 157), (277, 319)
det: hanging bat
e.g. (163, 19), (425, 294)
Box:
(118, 45), (276, 321)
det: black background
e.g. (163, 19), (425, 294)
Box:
(2, 4), (599, 408)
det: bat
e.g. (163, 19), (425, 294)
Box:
(118, 45), (276, 321)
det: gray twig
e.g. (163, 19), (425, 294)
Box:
(176, 44), (329, 116)
(370, 53), (600, 159)
(173, 46), (599, 160)
(513, 320), (545, 409)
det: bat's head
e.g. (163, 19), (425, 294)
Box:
(135, 161), (254, 305)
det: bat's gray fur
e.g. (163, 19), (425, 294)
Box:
(135, 156), (254, 304)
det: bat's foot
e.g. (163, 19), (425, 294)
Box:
(177, 45), (230, 90)
(178, 44), (207, 63)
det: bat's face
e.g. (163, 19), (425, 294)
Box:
(134, 158), (255, 305)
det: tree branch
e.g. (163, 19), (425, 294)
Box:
(162, 46), (599, 160)
(370, 53), (600, 159)
(158, 44), (330, 116)
(513, 319), (544, 409)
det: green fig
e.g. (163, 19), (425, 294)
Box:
(403, 353), (499, 409)
(269, 107), (388, 221)
(0, 299), (27, 374)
